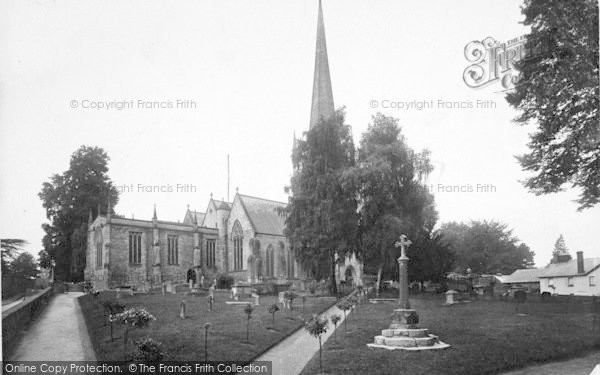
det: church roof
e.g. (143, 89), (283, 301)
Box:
(213, 199), (231, 210)
(183, 209), (205, 225)
(237, 194), (287, 236)
(502, 268), (544, 284)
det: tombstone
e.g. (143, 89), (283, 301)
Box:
(180, 300), (186, 319)
(189, 279), (194, 291)
(445, 290), (458, 305)
(231, 286), (239, 301)
(161, 281), (166, 296)
(252, 292), (260, 306)
(166, 281), (175, 294)
(201, 276), (205, 288)
(278, 291), (286, 306)
(209, 285), (215, 299)
(208, 295), (213, 311)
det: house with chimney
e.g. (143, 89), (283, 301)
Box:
(539, 251), (600, 296)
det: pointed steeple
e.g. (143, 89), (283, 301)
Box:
(309, 0), (335, 129)
(292, 130), (299, 169)
(152, 204), (157, 220)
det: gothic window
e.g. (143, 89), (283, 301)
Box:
(287, 249), (295, 279)
(232, 220), (243, 271)
(167, 235), (179, 265)
(94, 227), (103, 269)
(129, 232), (142, 264)
(206, 239), (216, 268)
(266, 245), (275, 277)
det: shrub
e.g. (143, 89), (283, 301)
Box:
(110, 307), (156, 355)
(304, 315), (328, 373)
(132, 338), (164, 362)
(216, 274), (234, 290)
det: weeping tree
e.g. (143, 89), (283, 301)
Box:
(345, 114), (438, 295)
(285, 108), (358, 295)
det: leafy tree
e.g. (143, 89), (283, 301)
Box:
(551, 234), (572, 263)
(285, 108), (358, 294)
(440, 220), (535, 274)
(268, 303), (280, 328)
(11, 253), (38, 278)
(1, 238), (27, 275)
(345, 113), (438, 293)
(330, 314), (341, 346)
(38, 249), (52, 269)
(506, 0), (599, 210)
(407, 231), (455, 287)
(304, 315), (328, 374)
(38, 146), (119, 281)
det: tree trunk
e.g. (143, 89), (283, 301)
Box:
(330, 254), (338, 296)
(376, 266), (384, 297)
(319, 335), (322, 373)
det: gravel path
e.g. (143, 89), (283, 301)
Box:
(253, 303), (348, 375)
(501, 352), (600, 375)
(11, 292), (96, 361)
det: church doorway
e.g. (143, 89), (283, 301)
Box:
(345, 266), (356, 287)
(187, 269), (196, 284)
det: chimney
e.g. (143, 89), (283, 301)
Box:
(576, 251), (584, 274)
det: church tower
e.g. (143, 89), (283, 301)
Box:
(309, 0), (335, 129)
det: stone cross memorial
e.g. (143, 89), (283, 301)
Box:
(368, 234), (450, 350)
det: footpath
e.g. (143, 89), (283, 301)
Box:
(10, 292), (96, 361)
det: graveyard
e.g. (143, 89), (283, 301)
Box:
(300, 294), (600, 375)
(78, 288), (337, 362)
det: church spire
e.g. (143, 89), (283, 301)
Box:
(309, 0), (335, 129)
(152, 203), (157, 221)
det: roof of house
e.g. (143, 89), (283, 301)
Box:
(539, 257), (600, 278)
(502, 268), (545, 284)
(237, 194), (287, 236)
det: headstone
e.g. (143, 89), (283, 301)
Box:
(161, 282), (166, 296)
(189, 280), (193, 290)
(201, 276), (205, 288)
(278, 291), (286, 305)
(252, 292), (260, 306)
(180, 300), (186, 319)
(209, 285), (215, 299)
(445, 290), (458, 305)
(231, 286), (238, 301)
(208, 295), (213, 311)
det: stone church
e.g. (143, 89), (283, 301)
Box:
(84, 0), (362, 291)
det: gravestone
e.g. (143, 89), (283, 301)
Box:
(231, 286), (239, 301)
(252, 292), (260, 306)
(180, 300), (186, 319)
(278, 291), (285, 305)
(445, 290), (458, 305)
(209, 285), (215, 299)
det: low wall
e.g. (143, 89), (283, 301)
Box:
(2, 286), (55, 359)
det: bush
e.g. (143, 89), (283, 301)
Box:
(216, 274), (234, 290)
(132, 338), (164, 362)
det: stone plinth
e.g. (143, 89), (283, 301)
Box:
(389, 308), (419, 329)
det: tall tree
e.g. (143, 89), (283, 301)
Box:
(11, 253), (38, 279)
(551, 234), (572, 263)
(38, 146), (119, 281)
(440, 220), (535, 274)
(1, 238), (27, 275)
(285, 109), (358, 294)
(506, 0), (599, 210)
(346, 113), (441, 292)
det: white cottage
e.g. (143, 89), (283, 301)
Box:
(539, 252), (600, 296)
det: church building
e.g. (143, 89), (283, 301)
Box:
(84, 0), (362, 291)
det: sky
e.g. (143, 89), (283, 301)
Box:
(0, 0), (598, 268)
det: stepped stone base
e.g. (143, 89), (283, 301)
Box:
(368, 308), (450, 351)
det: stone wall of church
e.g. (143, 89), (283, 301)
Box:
(156, 228), (194, 283)
(254, 234), (290, 280)
(225, 199), (255, 282)
(108, 224), (151, 288)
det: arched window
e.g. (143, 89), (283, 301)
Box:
(287, 249), (295, 279)
(232, 221), (243, 271)
(266, 245), (275, 277)
(94, 227), (103, 269)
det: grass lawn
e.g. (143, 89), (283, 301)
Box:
(79, 291), (336, 361)
(300, 296), (600, 375)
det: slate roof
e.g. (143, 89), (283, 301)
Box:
(183, 210), (205, 225)
(213, 200), (231, 210)
(237, 194), (287, 236)
(539, 258), (600, 278)
(502, 268), (544, 284)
